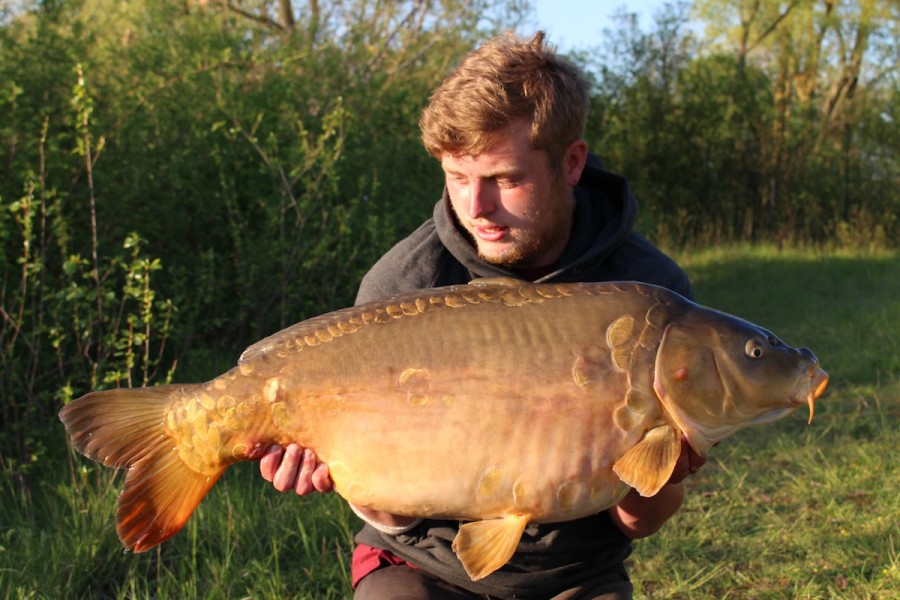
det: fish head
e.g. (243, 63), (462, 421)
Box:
(653, 307), (829, 455)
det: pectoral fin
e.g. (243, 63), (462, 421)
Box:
(451, 514), (529, 581)
(613, 425), (681, 497)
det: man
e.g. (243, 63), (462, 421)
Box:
(260, 31), (704, 599)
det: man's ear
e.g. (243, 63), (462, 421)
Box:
(563, 138), (588, 186)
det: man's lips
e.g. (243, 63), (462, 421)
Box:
(473, 224), (508, 242)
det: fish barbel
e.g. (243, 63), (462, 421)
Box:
(59, 279), (828, 580)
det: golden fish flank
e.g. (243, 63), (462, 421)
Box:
(59, 278), (829, 582)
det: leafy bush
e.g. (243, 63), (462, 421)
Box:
(0, 67), (174, 483)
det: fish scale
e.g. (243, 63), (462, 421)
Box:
(59, 278), (828, 581)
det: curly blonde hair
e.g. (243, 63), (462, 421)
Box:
(420, 31), (590, 166)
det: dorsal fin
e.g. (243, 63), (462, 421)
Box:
(238, 285), (471, 363)
(238, 278), (590, 364)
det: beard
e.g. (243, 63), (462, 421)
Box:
(475, 217), (569, 268)
(472, 180), (574, 269)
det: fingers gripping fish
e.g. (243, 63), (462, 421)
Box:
(59, 279), (828, 581)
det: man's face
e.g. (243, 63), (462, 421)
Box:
(441, 121), (584, 269)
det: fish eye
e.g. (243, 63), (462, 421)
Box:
(745, 339), (765, 359)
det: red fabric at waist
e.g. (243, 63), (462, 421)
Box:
(351, 543), (418, 588)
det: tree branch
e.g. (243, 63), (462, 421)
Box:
(225, 1), (285, 32)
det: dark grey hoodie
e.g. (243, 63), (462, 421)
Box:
(353, 160), (692, 598)
(357, 161), (691, 305)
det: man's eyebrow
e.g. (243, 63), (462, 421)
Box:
(485, 167), (521, 178)
(442, 165), (522, 179)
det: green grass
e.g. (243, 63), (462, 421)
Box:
(1, 246), (897, 599)
(1, 451), (356, 599)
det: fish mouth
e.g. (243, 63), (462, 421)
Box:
(800, 367), (829, 424)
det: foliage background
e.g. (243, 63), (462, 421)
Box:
(0, 0), (897, 596)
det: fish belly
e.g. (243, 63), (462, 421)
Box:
(309, 386), (634, 522)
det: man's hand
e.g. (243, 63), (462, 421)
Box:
(260, 444), (419, 533)
(667, 436), (707, 486)
(259, 443), (334, 495)
(608, 435), (706, 539)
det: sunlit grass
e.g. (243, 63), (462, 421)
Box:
(1, 449), (356, 598)
(632, 380), (899, 598)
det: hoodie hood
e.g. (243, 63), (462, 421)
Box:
(433, 159), (639, 282)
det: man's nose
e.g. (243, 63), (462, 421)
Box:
(468, 180), (496, 219)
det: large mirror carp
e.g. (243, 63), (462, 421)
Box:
(60, 278), (828, 580)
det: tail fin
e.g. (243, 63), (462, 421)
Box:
(59, 385), (226, 552)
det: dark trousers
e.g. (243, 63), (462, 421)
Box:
(354, 565), (633, 600)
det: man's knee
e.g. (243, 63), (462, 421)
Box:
(353, 565), (474, 600)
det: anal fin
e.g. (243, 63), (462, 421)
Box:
(613, 425), (681, 497)
(451, 514), (529, 581)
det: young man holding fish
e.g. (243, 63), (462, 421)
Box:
(261, 31), (705, 599)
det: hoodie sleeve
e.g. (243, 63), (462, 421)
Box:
(355, 218), (462, 305)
